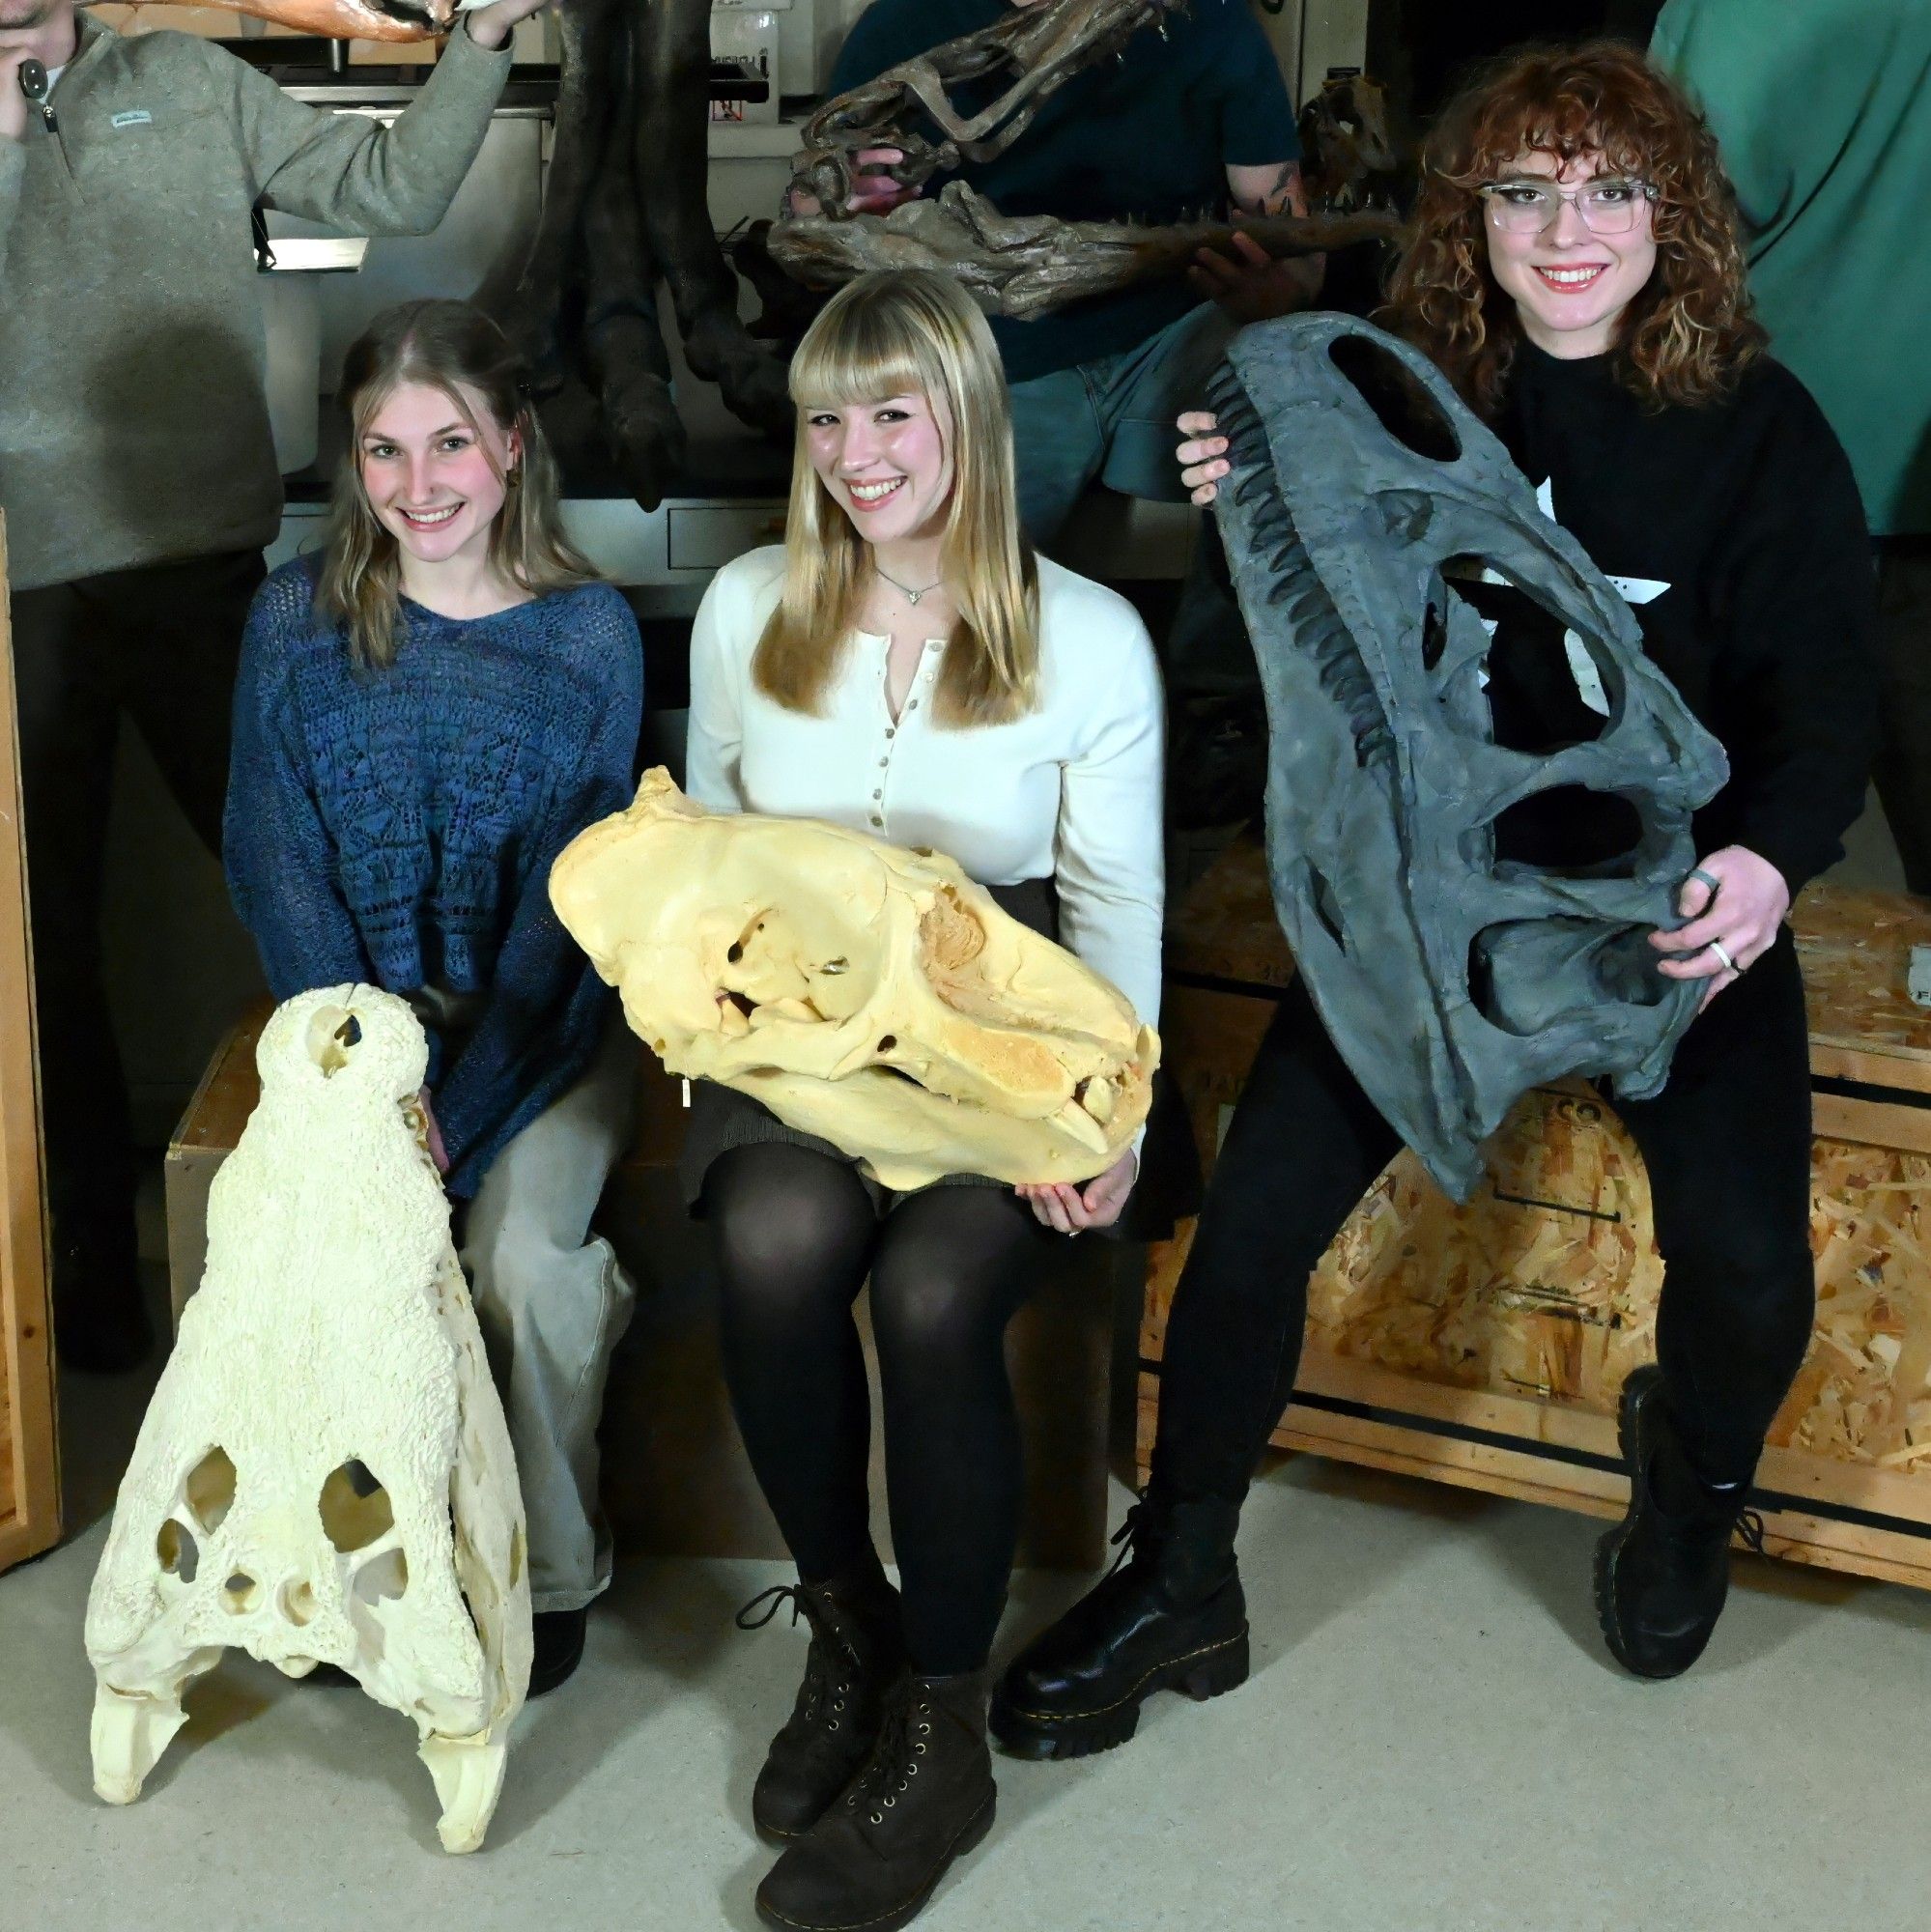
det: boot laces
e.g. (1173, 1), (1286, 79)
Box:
(845, 1683), (931, 1827)
(735, 1584), (856, 1732)
(1103, 1493), (1157, 1581)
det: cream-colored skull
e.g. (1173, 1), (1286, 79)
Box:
(84, 987), (532, 1855)
(550, 769), (1158, 1190)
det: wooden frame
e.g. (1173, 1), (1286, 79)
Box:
(0, 513), (62, 1575)
(1141, 838), (1931, 1592)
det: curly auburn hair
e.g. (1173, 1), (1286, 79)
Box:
(1380, 41), (1765, 415)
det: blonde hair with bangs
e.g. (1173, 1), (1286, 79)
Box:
(754, 270), (1038, 725)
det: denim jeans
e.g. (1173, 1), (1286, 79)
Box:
(1008, 300), (1240, 543)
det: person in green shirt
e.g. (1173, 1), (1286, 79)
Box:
(0, 0), (548, 1372)
(1654, 0), (1931, 895)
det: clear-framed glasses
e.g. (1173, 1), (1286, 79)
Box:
(1478, 177), (1658, 235)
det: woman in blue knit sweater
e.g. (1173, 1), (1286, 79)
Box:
(223, 299), (644, 1697)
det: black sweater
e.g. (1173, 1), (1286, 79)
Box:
(1490, 341), (1878, 898)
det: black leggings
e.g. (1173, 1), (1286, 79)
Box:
(705, 1144), (1053, 1675)
(1153, 926), (1816, 1503)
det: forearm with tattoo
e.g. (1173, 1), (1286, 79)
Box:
(1230, 160), (1310, 219)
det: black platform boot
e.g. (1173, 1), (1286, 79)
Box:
(737, 1557), (906, 1841)
(754, 1668), (995, 1932)
(1595, 1365), (1767, 1680)
(989, 1492), (1248, 1760)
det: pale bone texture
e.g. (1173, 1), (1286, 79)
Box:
(1209, 315), (1729, 1202)
(117, 0), (448, 41)
(550, 769), (1158, 1190)
(84, 987), (532, 1855)
(770, 0), (1399, 315)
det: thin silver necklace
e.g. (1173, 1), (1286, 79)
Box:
(874, 561), (944, 606)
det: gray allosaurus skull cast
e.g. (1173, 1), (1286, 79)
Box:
(1207, 314), (1728, 1201)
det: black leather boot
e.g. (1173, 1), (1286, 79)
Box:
(754, 1669), (995, 1932)
(738, 1557), (906, 1841)
(990, 1493), (1248, 1760)
(1595, 1365), (1766, 1680)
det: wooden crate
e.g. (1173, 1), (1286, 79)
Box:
(167, 1014), (1115, 1569)
(0, 516), (61, 1577)
(1140, 837), (1931, 1588)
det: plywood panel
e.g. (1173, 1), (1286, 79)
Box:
(0, 513), (61, 1575)
(1142, 834), (1931, 1591)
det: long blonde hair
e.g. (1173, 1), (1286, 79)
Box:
(753, 270), (1039, 726)
(317, 299), (599, 670)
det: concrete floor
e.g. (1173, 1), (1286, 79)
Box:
(9, 1302), (1931, 1932)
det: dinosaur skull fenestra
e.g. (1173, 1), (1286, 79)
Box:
(84, 988), (531, 1855)
(1210, 315), (1729, 1202)
(549, 770), (1157, 1191)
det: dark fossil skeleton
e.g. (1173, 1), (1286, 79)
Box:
(1208, 315), (1729, 1201)
(765, 0), (1403, 317)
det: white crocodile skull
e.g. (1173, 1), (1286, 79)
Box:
(549, 769), (1158, 1190)
(84, 987), (532, 1855)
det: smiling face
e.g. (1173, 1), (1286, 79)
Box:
(357, 379), (517, 570)
(803, 390), (955, 548)
(1484, 151), (1658, 359)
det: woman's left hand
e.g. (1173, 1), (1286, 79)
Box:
(1016, 1152), (1138, 1236)
(1648, 845), (1790, 1010)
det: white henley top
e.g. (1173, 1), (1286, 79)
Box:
(686, 545), (1165, 1033)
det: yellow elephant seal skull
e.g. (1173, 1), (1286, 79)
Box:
(549, 769), (1159, 1190)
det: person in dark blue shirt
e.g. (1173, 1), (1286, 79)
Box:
(224, 300), (644, 1700)
(816, 0), (1316, 541)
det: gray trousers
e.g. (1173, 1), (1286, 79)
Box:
(459, 1012), (638, 1613)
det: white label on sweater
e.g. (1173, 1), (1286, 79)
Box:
(111, 110), (154, 128)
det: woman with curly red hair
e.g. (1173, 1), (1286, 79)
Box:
(990, 41), (1878, 1747)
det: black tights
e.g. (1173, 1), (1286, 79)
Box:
(1153, 927), (1818, 1504)
(706, 1145), (1052, 1675)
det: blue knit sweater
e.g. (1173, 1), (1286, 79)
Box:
(224, 556), (643, 1197)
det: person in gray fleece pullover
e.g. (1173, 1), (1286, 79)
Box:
(0, 0), (549, 1371)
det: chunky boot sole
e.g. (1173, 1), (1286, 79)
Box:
(1593, 1367), (1718, 1682)
(989, 1628), (1249, 1761)
(754, 1788), (996, 1932)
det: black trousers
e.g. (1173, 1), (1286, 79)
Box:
(9, 550), (264, 1311)
(1152, 926), (1817, 1502)
(1872, 542), (1931, 897)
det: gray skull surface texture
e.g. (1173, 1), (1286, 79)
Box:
(1209, 314), (1728, 1201)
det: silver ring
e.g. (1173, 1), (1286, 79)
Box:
(1709, 938), (1738, 974)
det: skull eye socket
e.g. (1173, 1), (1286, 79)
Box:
(319, 1460), (396, 1553)
(1328, 332), (1462, 464)
(156, 1519), (199, 1582)
(185, 1446), (238, 1533)
(1490, 787), (1645, 879)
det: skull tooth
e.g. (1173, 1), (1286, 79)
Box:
(1052, 1096), (1111, 1154)
(1077, 1075), (1116, 1124)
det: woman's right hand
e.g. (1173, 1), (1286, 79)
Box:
(1178, 412), (1230, 506)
